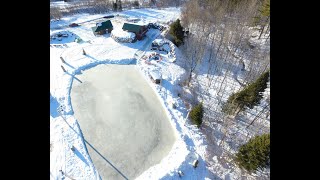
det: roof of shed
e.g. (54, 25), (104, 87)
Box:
(150, 70), (161, 80)
(122, 23), (143, 33)
(92, 20), (113, 32)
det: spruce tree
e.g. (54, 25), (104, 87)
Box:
(118, 0), (122, 11)
(169, 19), (184, 46)
(223, 70), (269, 115)
(235, 133), (270, 173)
(133, 1), (139, 8)
(189, 103), (203, 127)
(113, 1), (118, 11)
(252, 0), (270, 39)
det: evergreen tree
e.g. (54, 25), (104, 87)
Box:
(169, 19), (185, 46)
(223, 70), (269, 115)
(189, 103), (204, 127)
(253, 0), (270, 39)
(118, 0), (122, 11)
(252, 0), (270, 22)
(113, 1), (118, 11)
(260, 0), (270, 17)
(235, 133), (270, 173)
(133, 1), (139, 8)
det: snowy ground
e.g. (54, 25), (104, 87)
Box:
(180, 22), (270, 179)
(51, 7), (269, 180)
(51, 7), (211, 180)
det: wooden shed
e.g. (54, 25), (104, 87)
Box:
(150, 70), (161, 84)
(122, 23), (148, 40)
(92, 20), (113, 35)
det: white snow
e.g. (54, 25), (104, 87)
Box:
(150, 70), (161, 80)
(50, 30), (79, 45)
(51, 6), (269, 180)
(51, 7), (213, 180)
(153, 38), (165, 45)
(111, 28), (136, 42)
(115, 29), (135, 39)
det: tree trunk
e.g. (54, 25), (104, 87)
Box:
(258, 16), (270, 40)
(258, 24), (265, 40)
(187, 70), (193, 87)
(216, 42), (232, 105)
(206, 35), (216, 77)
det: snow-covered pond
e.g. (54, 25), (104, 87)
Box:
(71, 64), (176, 179)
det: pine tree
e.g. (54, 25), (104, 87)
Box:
(252, 0), (270, 39)
(118, 0), (122, 11)
(189, 103), (204, 127)
(235, 133), (270, 173)
(169, 19), (184, 46)
(223, 70), (269, 115)
(133, 1), (139, 8)
(113, 1), (118, 11)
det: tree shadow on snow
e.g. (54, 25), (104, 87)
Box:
(50, 93), (61, 118)
(84, 140), (129, 180)
(195, 56), (246, 87)
(66, 72), (83, 83)
(158, 148), (222, 180)
(64, 61), (75, 69)
(84, 54), (99, 61)
(72, 146), (89, 166)
(60, 116), (128, 180)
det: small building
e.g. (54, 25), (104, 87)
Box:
(122, 23), (148, 40)
(91, 20), (113, 35)
(150, 70), (161, 84)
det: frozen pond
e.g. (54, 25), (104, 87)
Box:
(71, 64), (176, 179)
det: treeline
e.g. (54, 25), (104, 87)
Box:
(178, 0), (270, 112)
(236, 133), (270, 173)
(177, 0), (270, 176)
(50, 0), (186, 20)
(180, 0), (270, 84)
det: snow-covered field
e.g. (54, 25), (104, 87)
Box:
(50, 7), (212, 180)
(50, 7), (269, 180)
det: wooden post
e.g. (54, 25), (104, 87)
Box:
(192, 159), (199, 168)
(61, 65), (66, 72)
(178, 170), (184, 177)
(59, 170), (75, 180)
(60, 57), (65, 63)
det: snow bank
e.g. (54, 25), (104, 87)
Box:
(153, 38), (165, 46)
(111, 28), (136, 43)
(51, 8), (213, 180)
(134, 38), (210, 179)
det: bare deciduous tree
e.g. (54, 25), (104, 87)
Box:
(180, 34), (206, 87)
